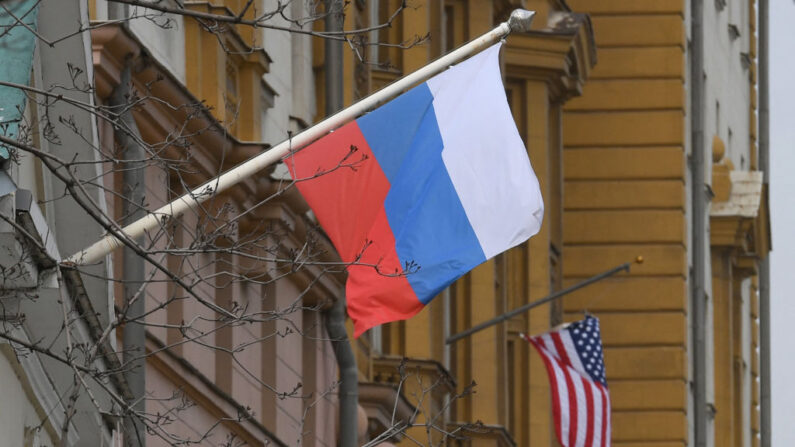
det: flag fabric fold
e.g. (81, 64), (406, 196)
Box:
(522, 316), (611, 447)
(286, 43), (543, 336)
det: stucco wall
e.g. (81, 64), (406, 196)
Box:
(0, 348), (57, 447)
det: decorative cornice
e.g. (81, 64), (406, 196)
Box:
(710, 170), (770, 258)
(90, 24), (345, 296)
(504, 11), (596, 101)
(712, 171), (763, 218)
(91, 24), (266, 184)
(182, 1), (272, 66)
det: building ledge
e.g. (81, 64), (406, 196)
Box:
(145, 333), (287, 447)
(710, 170), (770, 257)
(447, 422), (517, 447)
(358, 381), (415, 442)
(372, 355), (457, 393)
(711, 170), (763, 218)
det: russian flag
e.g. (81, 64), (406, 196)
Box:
(286, 43), (543, 337)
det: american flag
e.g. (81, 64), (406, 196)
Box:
(521, 316), (611, 447)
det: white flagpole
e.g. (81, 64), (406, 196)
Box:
(66, 10), (535, 265)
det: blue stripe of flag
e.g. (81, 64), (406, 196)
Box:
(357, 83), (486, 304)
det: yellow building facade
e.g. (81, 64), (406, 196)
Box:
(562, 1), (767, 446)
(562, 0), (694, 444)
(317, 0), (768, 446)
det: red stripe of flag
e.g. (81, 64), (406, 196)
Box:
(287, 121), (425, 335)
(526, 336), (565, 444)
(583, 376), (595, 447)
(551, 332), (574, 366)
(551, 333), (579, 446)
(597, 383), (608, 447)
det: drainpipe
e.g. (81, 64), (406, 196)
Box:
(757, 0), (771, 445)
(689, 0), (708, 446)
(323, 1), (357, 445)
(110, 62), (147, 447)
(325, 0), (344, 117)
(368, 0), (379, 64)
(325, 296), (358, 447)
(107, 1), (128, 22)
(107, 5), (145, 445)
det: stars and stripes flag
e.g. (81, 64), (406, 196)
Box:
(521, 316), (611, 447)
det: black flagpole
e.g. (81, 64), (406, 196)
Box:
(445, 258), (642, 345)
